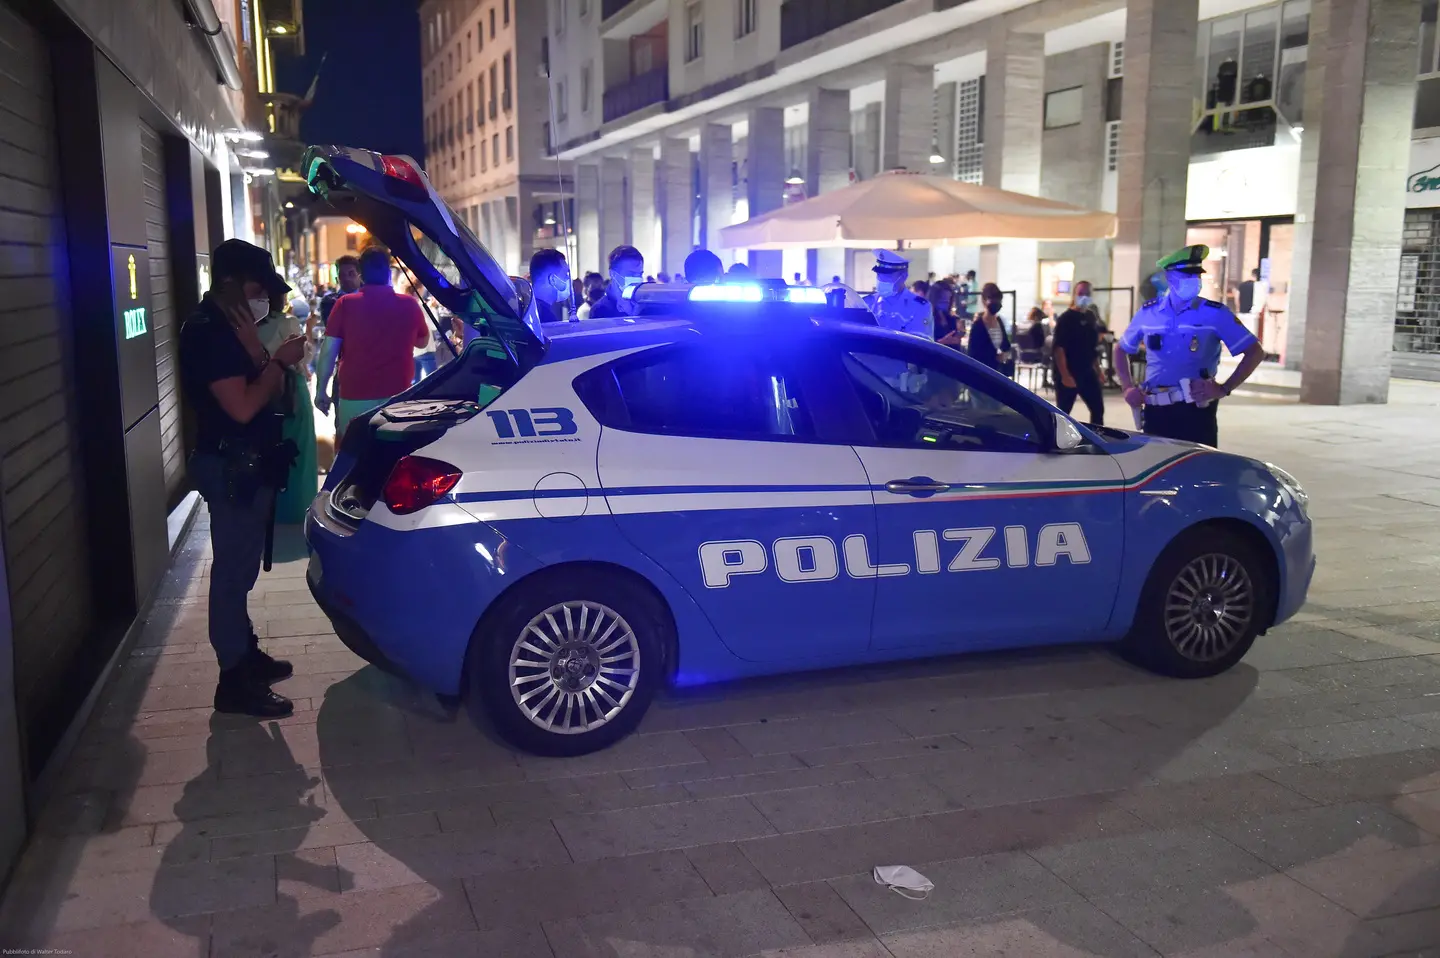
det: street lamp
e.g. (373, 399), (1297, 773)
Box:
(346, 223), (368, 235)
(784, 168), (805, 186)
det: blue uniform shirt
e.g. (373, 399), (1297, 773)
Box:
(863, 290), (933, 340)
(1118, 295), (1257, 389)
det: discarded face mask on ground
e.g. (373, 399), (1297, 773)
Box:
(873, 865), (934, 901)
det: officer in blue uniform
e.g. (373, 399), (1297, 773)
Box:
(1113, 244), (1265, 447)
(863, 249), (933, 341)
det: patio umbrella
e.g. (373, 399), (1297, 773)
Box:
(719, 170), (1117, 250)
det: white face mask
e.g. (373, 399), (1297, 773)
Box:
(875, 276), (903, 296)
(1169, 275), (1202, 302)
(248, 298), (272, 322)
(1075, 294), (1092, 306)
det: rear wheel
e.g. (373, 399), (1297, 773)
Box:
(1123, 527), (1273, 678)
(471, 570), (668, 756)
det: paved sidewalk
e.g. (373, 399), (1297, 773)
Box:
(5, 385), (1440, 957)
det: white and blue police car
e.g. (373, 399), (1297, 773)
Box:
(301, 145), (1315, 756)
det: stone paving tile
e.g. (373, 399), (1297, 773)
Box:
(772, 881), (873, 944)
(38, 917), (212, 958)
(542, 888), (810, 958)
(684, 842), (770, 895)
(1089, 872), (1385, 958)
(1271, 717), (1440, 762)
(1286, 843), (1440, 919)
(748, 940), (896, 958)
(727, 713), (914, 756)
(1208, 802), (1435, 870)
(878, 902), (1159, 958)
(1030, 827), (1276, 899)
(1260, 749), (1440, 804)
(748, 776), (961, 833)
(485, 782), (692, 825)
(462, 850), (713, 931)
(1116, 773), (1319, 827)
(332, 819), (572, 891)
(554, 795), (776, 862)
(209, 880), (480, 957)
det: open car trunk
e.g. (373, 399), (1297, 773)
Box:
(302, 145), (545, 525)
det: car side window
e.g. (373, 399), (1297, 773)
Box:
(580, 344), (814, 442)
(843, 348), (1043, 453)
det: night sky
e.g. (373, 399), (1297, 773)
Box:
(272, 0), (424, 159)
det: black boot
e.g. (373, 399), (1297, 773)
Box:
(215, 665), (294, 717)
(247, 630), (294, 683)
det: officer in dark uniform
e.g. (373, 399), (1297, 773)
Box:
(1113, 244), (1265, 447)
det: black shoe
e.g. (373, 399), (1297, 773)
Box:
(247, 645), (294, 683)
(215, 669), (294, 717)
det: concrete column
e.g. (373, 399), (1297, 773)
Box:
(852, 103), (882, 181)
(515, 187), (536, 276)
(1287, 0), (1331, 371)
(1300, 0), (1419, 404)
(982, 24), (1044, 314)
(599, 156), (627, 265)
(576, 163), (601, 275)
(883, 64), (934, 278)
(629, 147), (658, 276)
(935, 82), (957, 179)
(806, 88), (850, 284)
(1109, 0), (1198, 303)
(659, 137), (691, 277)
(700, 123), (734, 266)
(747, 106), (786, 277)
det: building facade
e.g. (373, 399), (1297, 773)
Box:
(0, 0), (281, 882)
(419, 0), (565, 277)
(543, 0), (1431, 403)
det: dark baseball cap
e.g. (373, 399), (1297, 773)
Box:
(212, 238), (292, 298)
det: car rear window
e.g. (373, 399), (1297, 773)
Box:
(576, 344), (813, 441)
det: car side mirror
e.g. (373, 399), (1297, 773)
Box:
(1054, 413), (1084, 452)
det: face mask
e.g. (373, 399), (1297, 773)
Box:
(986, 299), (1002, 314)
(612, 271), (642, 291)
(1075, 294), (1092, 306)
(873, 865), (934, 901)
(552, 274), (573, 305)
(248, 298), (272, 322)
(875, 276), (902, 296)
(1169, 275), (1202, 301)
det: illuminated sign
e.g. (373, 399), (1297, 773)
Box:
(127, 254), (138, 300)
(123, 306), (148, 339)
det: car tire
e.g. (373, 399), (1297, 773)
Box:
(1122, 526), (1274, 679)
(471, 569), (669, 756)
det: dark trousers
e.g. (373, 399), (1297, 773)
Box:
(1144, 400), (1220, 447)
(191, 454), (274, 671)
(1055, 375), (1105, 426)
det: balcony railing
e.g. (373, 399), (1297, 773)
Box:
(603, 65), (668, 123)
(780, 0), (905, 50)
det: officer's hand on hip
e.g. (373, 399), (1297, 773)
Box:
(1190, 379), (1228, 403)
(1123, 386), (1145, 408)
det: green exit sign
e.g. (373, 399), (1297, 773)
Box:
(123, 306), (148, 339)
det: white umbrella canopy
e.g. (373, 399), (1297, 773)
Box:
(719, 170), (1117, 250)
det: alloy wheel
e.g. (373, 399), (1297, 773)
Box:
(1163, 553), (1254, 663)
(508, 601), (641, 734)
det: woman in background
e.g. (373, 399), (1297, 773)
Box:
(258, 297), (319, 524)
(967, 282), (1015, 377)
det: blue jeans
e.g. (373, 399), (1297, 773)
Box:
(191, 454), (275, 672)
(413, 352), (436, 384)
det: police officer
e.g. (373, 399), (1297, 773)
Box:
(864, 249), (933, 341)
(1113, 244), (1265, 447)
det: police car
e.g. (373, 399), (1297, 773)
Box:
(301, 146), (1315, 756)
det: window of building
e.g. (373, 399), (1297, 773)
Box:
(579, 0), (590, 16)
(554, 0), (566, 33)
(685, 3), (704, 62)
(581, 61), (593, 113)
(578, 345), (813, 442)
(470, 146), (477, 176)
(478, 75), (487, 125)
(482, 141), (488, 172)
(503, 52), (513, 110)
(490, 8), (496, 39)
(504, 0), (510, 26)
(557, 79), (568, 121)
(1043, 87), (1083, 129)
(506, 125), (514, 160)
(466, 30), (472, 61)
(736, 0), (757, 38)
(490, 63), (498, 117)
(493, 133), (500, 167)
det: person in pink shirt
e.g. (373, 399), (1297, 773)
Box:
(314, 246), (430, 436)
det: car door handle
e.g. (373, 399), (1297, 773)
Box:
(885, 477), (951, 496)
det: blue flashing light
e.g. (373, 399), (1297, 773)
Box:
(785, 286), (827, 305)
(689, 284), (763, 303)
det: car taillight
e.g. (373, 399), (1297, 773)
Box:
(381, 154), (427, 189)
(382, 456), (462, 515)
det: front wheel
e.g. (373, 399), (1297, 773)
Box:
(471, 571), (668, 756)
(1122, 528), (1273, 679)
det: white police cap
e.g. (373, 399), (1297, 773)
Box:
(872, 249), (910, 273)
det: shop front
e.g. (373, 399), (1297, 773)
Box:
(1394, 134), (1440, 382)
(1184, 141), (1301, 363)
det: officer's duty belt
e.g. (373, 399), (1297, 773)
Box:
(1144, 386), (1188, 406)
